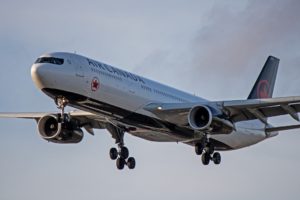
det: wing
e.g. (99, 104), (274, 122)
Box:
(0, 110), (107, 135)
(221, 96), (300, 123)
(144, 96), (300, 132)
(0, 112), (50, 120)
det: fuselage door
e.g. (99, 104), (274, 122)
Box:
(75, 59), (84, 78)
(72, 55), (90, 96)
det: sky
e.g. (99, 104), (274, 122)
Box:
(1, 0), (300, 199)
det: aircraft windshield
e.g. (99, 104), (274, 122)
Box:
(35, 57), (64, 65)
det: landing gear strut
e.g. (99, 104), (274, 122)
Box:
(106, 124), (136, 170)
(55, 96), (69, 123)
(195, 138), (222, 165)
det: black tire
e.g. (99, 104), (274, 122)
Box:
(120, 146), (129, 159)
(127, 157), (136, 169)
(109, 148), (118, 160)
(212, 152), (221, 165)
(195, 143), (203, 155)
(201, 153), (210, 165)
(116, 157), (125, 170)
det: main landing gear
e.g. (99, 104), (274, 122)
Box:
(195, 140), (221, 165)
(106, 124), (136, 170)
(109, 145), (136, 170)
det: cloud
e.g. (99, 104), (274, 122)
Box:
(193, 0), (300, 97)
(135, 0), (300, 99)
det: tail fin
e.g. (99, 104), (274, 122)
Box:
(247, 56), (279, 99)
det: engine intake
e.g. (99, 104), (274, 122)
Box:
(188, 106), (212, 130)
(37, 114), (83, 144)
(38, 115), (62, 139)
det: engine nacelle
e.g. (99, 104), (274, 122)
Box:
(37, 114), (83, 144)
(188, 105), (213, 130)
(188, 105), (234, 134)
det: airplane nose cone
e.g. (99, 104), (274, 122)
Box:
(31, 64), (48, 89)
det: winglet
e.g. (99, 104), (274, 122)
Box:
(248, 56), (279, 99)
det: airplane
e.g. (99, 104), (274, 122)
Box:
(1, 52), (300, 170)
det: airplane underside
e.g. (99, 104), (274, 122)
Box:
(39, 88), (230, 168)
(43, 88), (232, 146)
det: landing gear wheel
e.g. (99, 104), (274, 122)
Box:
(120, 146), (129, 159)
(109, 148), (118, 160)
(195, 143), (204, 155)
(212, 152), (221, 165)
(127, 157), (136, 169)
(201, 153), (210, 165)
(116, 157), (126, 170)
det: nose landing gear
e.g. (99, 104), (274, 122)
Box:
(55, 96), (69, 123)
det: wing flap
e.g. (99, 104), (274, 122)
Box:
(266, 124), (300, 132)
(222, 96), (300, 122)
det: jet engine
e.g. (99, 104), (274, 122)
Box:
(37, 114), (83, 143)
(188, 105), (213, 130)
(188, 105), (234, 134)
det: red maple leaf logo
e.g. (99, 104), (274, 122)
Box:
(257, 80), (270, 98)
(91, 77), (100, 91)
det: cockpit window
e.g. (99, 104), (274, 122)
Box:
(35, 57), (64, 65)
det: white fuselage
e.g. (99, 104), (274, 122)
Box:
(31, 52), (272, 150)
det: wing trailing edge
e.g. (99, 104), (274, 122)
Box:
(266, 124), (300, 133)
